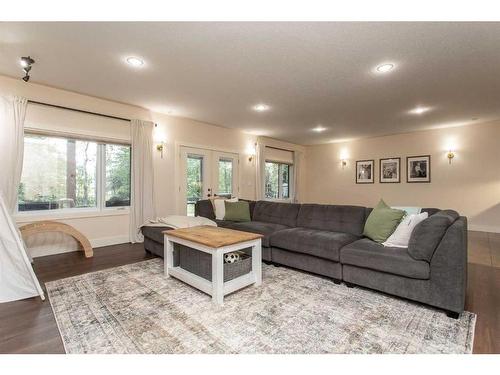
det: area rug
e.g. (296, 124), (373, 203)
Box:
(46, 259), (476, 354)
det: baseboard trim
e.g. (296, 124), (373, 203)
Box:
(91, 235), (130, 248)
(468, 225), (500, 234)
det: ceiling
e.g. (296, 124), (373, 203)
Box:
(1, 22), (500, 145)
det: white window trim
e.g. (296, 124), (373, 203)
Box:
(16, 133), (131, 220)
(15, 207), (129, 223)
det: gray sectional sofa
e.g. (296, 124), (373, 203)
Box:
(142, 200), (467, 318)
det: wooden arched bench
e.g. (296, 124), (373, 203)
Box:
(19, 220), (93, 258)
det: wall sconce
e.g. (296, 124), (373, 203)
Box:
(156, 141), (166, 159)
(246, 143), (256, 162)
(339, 148), (349, 169)
(447, 150), (455, 164)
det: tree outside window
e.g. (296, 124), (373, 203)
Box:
(265, 161), (292, 200)
(18, 134), (131, 212)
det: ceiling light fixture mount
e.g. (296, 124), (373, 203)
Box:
(126, 56), (144, 68)
(252, 103), (270, 112)
(20, 56), (35, 82)
(375, 63), (395, 73)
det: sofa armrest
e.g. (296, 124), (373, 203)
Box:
(428, 216), (468, 313)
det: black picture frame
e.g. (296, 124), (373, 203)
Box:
(379, 157), (401, 183)
(355, 159), (375, 184)
(406, 155), (431, 183)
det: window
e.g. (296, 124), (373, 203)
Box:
(18, 133), (131, 213)
(105, 144), (131, 207)
(218, 158), (233, 198)
(186, 154), (203, 217)
(265, 161), (291, 200)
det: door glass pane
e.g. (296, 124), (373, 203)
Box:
(19, 134), (97, 211)
(186, 155), (203, 216)
(218, 158), (233, 198)
(265, 162), (279, 199)
(105, 144), (131, 207)
(281, 164), (290, 199)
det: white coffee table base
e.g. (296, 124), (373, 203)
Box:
(164, 235), (262, 306)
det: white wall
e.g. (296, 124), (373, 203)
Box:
(303, 120), (500, 233)
(0, 74), (303, 256)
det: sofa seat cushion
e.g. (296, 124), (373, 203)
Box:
(229, 221), (289, 247)
(340, 239), (430, 280)
(270, 227), (359, 262)
(141, 226), (173, 244)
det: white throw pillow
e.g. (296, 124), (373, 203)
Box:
(383, 212), (428, 248)
(213, 197), (238, 220)
(392, 206), (422, 216)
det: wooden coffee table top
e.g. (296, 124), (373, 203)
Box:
(163, 225), (262, 248)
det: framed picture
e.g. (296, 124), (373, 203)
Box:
(379, 157), (401, 183)
(407, 155), (431, 183)
(356, 159), (374, 184)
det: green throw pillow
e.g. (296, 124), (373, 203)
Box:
(224, 201), (251, 222)
(363, 199), (406, 243)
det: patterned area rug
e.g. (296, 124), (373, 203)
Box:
(46, 259), (476, 354)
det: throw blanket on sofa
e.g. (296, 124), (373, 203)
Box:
(141, 215), (217, 229)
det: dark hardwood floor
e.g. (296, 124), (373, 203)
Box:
(0, 233), (498, 354)
(0, 243), (153, 354)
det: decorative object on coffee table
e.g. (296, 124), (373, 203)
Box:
(407, 155), (431, 183)
(163, 225), (262, 305)
(379, 157), (401, 183)
(356, 159), (374, 184)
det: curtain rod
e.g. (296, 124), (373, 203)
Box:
(27, 100), (132, 122)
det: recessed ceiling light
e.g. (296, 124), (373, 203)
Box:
(126, 56), (144, 68)
(253, 103), (270, 112)
(375, 63), (395, 73)
(312, 126), (327, 132)
(409, 106), (432, 115)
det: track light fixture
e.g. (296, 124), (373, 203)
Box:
(20, 56), (35, 82)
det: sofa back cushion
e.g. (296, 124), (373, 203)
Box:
(408, 209), (459, 261)
(195, 199), (215, 220)
(297, 204), (367, 236)
(253, 201), (301, 227)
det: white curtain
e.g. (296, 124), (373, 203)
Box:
(255, 141), (266, 200)
(0, 96), (44, 302)
(292, 150), (302, 203)
(129, 119), (156, 243)
(0, 96), (27, 213)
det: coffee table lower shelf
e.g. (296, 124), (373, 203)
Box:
(167, 266), (257, 296)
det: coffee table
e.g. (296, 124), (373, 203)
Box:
(163, 225), (263, 305)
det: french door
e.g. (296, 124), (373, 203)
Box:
(179, 146), (239, 216)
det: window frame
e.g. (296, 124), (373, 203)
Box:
(16, 132), (131, 219)
(264, 159), (293, 202)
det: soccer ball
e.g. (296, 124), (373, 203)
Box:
(224, 252), (240, 264)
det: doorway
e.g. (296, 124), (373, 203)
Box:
(179, 146), (239, 216)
